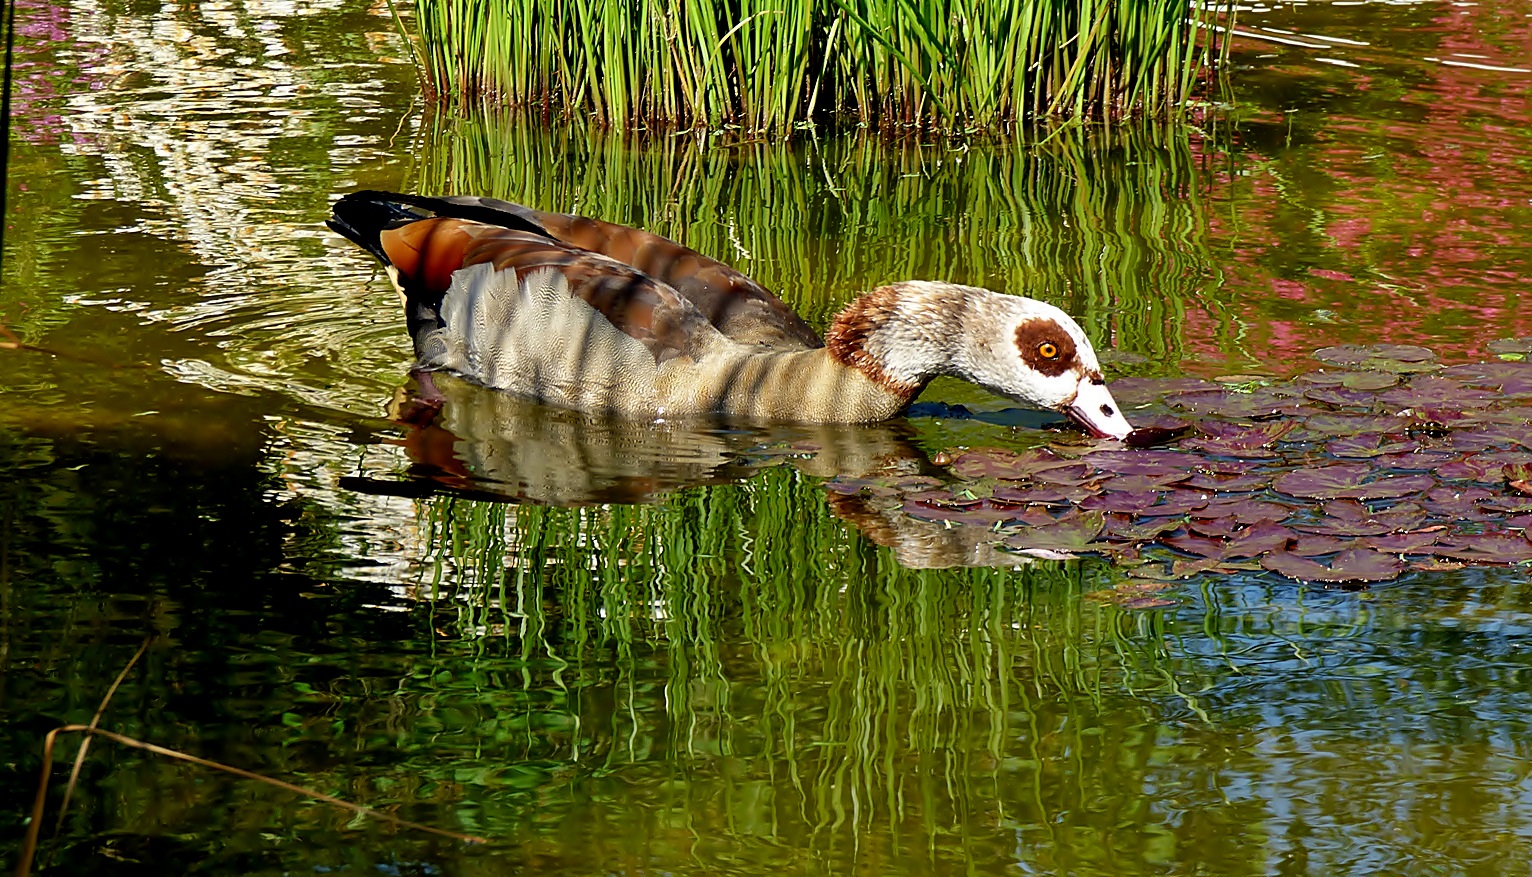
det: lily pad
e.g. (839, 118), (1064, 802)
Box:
(1225, 520), (1296, 558)
(1316, 343), (1436, 364)
(1298, 370), (1400, 390)
(1184, 471), (1272, 492)
(1442, 361), (1532, 384)
(1080, 491), (1164, 514)
(1004, 509), (1106, 553)
(1365, 530), (1443, 553)
(1082, 450), (1195, 477)
(1124, 424), (1191, 448)
(1290, 533), (1351, 556)
(949, 447), (1080, 480)
(1326, 434), (1420, 459)
(1431, 533), (1532, 564)
(1486, 338), (1532, 357)
(1103, 515), (1184, 541)
(1261, 547), (1403, 583)
(1193, 497), (1293, 525)
(1373, 450), (1455, 471)
(1306, 386), (1380, 408)
(1167, 389), (1306, 419)
(1136, 490), (1213, 517)
(1103, 472), (1193, 492)
(990, 484), (1092, 506)
(1273, 464), (1435, 500)
(1161, 529), (1227, 558)
(1182, 421), (1296, 457)
(1293, 414), (1408, 437)
(1378, 376), (1497, 410)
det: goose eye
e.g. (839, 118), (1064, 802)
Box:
(1038, 342), (1059, 360)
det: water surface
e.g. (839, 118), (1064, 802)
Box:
(4, 1), (1532, 874)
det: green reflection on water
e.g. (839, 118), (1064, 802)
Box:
(402, 472), (1191, 874)
(6, 0), (1532, 874)
(412, 111), (1219, 387)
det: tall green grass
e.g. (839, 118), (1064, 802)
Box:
(402, 0), (1232, 132)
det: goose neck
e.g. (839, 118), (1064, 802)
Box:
(824, 282), (970, 394)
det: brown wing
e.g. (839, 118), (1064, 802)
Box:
(432, 196), (823, 351)
(380, 217), (722, 364)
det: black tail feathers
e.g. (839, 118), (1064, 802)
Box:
(327, 190), (550, 266)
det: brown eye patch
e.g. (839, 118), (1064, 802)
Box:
(1014, 319), (1077, 377)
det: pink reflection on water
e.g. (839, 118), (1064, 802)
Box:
(10, 0), (111, 145)
(1187, 3), (1532, 374)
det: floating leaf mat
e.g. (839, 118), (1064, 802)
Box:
(827, 345), (1532, 586)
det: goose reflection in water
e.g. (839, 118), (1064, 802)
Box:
(341, 373), (1056, 569)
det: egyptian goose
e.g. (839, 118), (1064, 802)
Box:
(328, 191), (1134, 439)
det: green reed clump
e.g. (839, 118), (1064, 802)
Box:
(403, 0), (1231, 132)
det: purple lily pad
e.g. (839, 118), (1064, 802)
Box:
(1290, 533), (1351, 556)
(1320, 499), (1427, 528)
(1481, 496), (1532, 514)
(1106, 377), (1218, 406)
(1125, 424), (1192, 448)
(1189, 518), (1242, 538)
(1442, 360), (1532, 384)
(1486, 338), (1532, 356)
(1299, 370), (1401, 390)
(1103, 472), (1193, 492)
(1294, 414), (1409, 437)
(1434, 458), (1503, 482)
(1004, 509), (1106, 552)
(1193, 497), (1293, 525)
(1103, 515), (1184, 541)
(1306, 386), (1380, 408)
(1326, 434), (1420, 459)
(1421, 486), (1496, 520)
(1167, 389), (1306, 419)
(1182, 421), (1296, 457)
(1431, 533), (1532, 564)
(1226, 520), (1296, 558)
(1262, 547), (1404, 582)
(1373, 450), (1455, 471)
(1184, 471), (1273, 492)
(902, 498), (1039, 526)
(1137, 490), (1213, 517)
(1438, 452), (1532, 483)
(1365, 530), (1444, 553)
(1080, 491), (1164, 514)
(1378, 377), (1497, 409)
(1161, 529), (1228, 558)
(1273, 464), (1435, 501)
(991, 484), (1096, 506)
(1082, 449), (1195, 476)
(1316, 344), (1437, 366)
(949, 447), (1081, 480)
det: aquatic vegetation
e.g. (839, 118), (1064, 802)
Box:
(828, 344), (1532, 585)
(402, 0), (1233, 131)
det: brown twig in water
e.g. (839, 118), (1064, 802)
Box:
(17, 720), (488, 877)
(55, 638), (152, 833)
(0, 319), (152, 367)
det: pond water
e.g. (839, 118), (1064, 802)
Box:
(4, 1), (1532, 874)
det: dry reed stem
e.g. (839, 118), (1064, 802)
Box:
(17, 694), (487, 877)
(55, 638), (152, 835)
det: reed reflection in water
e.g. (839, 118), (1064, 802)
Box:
(409, 469), (1177, 874)
(408, 110), (1219, 385)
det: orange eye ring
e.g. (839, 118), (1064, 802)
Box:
(1038, 341), (1059, 359)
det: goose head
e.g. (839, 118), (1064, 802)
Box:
(827, 282), (1135, 439)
